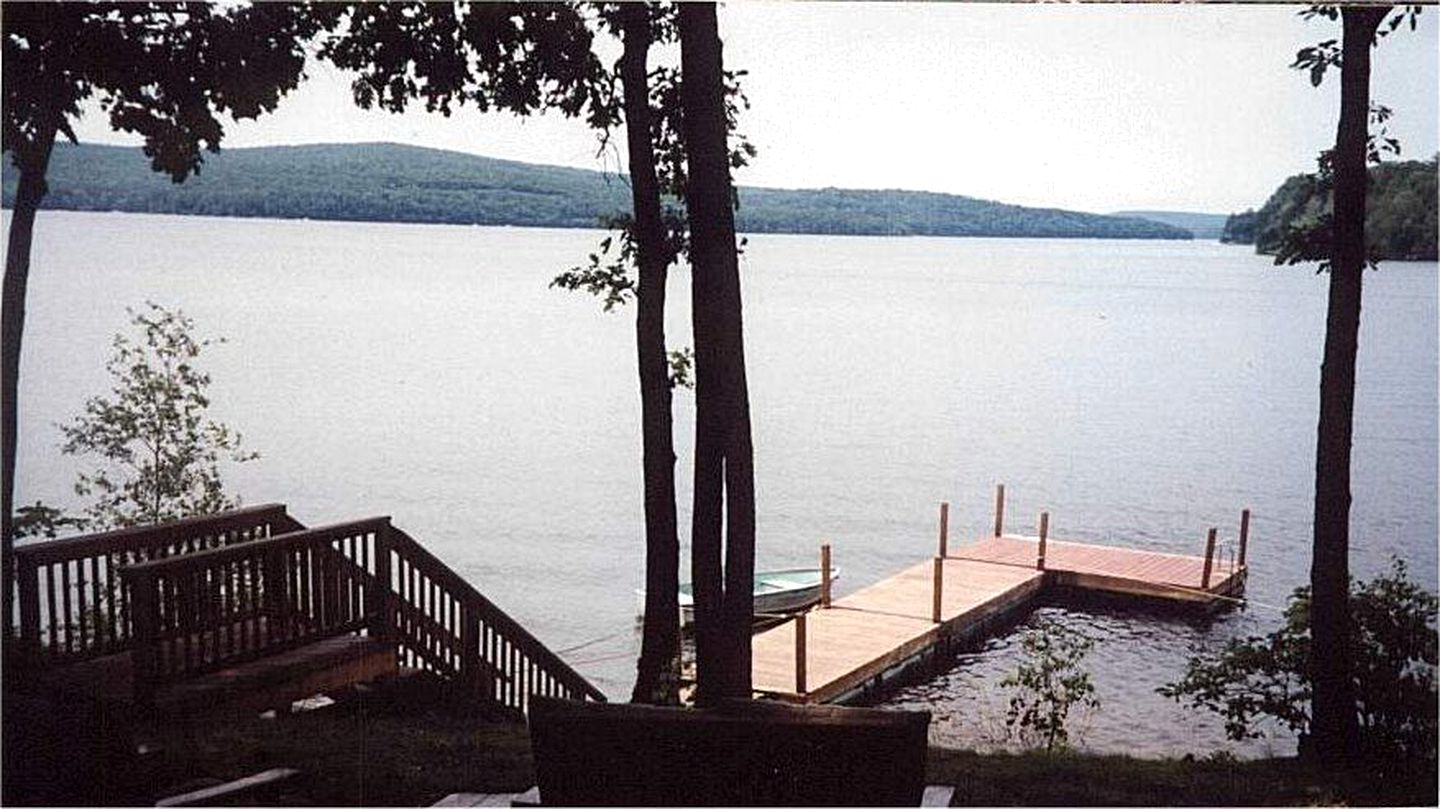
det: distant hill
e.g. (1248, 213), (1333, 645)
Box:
(1112, 210), (1228, 240)
(1220, 157), (1437, 261)
(3, 142), (1191, 240)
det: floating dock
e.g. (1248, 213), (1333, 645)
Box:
(751, 486), (1248, 704)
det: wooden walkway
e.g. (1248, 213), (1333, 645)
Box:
(752, 515), (1247, 704)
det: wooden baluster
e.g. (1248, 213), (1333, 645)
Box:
(237, 558), (251, 653)
(1037, 512), (1049, 571)
(993, 484), (1006, 537)
(1238, 508), (1251, 569)
(263, 548), (281, 644)
(932, 557), (944, 624)
(44, 566), (58, 659)
(89, 556), (103, 650)
(820, 544), (832, 609)
(74, 558), (89, 653)
(1201, 528), (1217, 589)
(938, 501), (950, 558)
(60, 561), (73, 655)
(794, 612), (807, 695)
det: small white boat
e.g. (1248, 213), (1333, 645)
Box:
(637, 567), (840, 625)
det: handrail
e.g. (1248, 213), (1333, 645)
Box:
(120, 517), (389, 573)
(388, 527), (605, 705)
(14, 504), (289, 566)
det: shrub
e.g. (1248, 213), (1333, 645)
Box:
(1160, 559), (1437, 764)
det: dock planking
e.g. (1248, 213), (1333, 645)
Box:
(752, 495), (1248, 704)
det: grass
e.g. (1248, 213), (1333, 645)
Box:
(926, 748), (1437, 806)
(145, 678), (1437, 806)
(149, 677), (534, 806)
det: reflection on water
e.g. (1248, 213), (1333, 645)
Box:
(873, 604), (1298, 758)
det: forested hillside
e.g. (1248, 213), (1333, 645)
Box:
(2, 142), (1191, 240)
(1221, 157), (1437, 260)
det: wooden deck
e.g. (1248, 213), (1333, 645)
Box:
(752, 532), (1246, 704)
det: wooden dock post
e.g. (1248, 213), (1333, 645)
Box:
(794, 613), (807, 694)
(821, 544), (832, 608)
(1201, 527), (1217, 589)
(1238, 509), (1250, 568)
(993, 484), (1006, 537)
(937, 501), (950, 558)
(932, 557), (944, 623)
(1036, 512), (1049, 570)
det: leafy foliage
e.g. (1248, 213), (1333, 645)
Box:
(1000, 618), (1101, 753)
(58, 303), (257, 529)
(11, 501), (86, 541)
(1160, 560), (1438, 764)
(315, 2), (616, 131)
(2, 3), (319, 180)
(1220, 156), (1437, 262)
(2, 142), (1194, 240)
(1225, 6), (1434, 267)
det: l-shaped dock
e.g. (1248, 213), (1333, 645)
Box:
(752, 486), (1249, 704)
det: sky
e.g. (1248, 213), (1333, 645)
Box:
(70, 2), (1440, 215)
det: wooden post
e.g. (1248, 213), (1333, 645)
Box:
(993, 484), (1006, 537)
(1238, 508), (1251, 568)
(1201, 527), (1217, 589)
(794, 613), (807, 694)
(129, 569), (159, 706)
(932, 557), (944, 623)
(937, 501), (950, 558)
(1037, 512), (1049, 571)
(16, 553), (41, 668)
(820, 544), (832, 609)
(371, 520), (393, 640)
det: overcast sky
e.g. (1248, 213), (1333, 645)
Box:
(72, 2), (1440, 215)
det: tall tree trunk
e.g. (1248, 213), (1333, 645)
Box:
(2, 115), (60, 650)
(1309, 4), (1387, 767)
(679, 1), (754, 705)
(622, 1), (682, 707)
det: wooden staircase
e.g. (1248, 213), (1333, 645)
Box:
(10, 505), (604, 718)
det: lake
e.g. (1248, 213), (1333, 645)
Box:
(8, 210), (1436, 757)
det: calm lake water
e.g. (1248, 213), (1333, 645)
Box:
(8, 210), (1437, 757)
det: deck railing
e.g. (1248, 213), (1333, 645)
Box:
(34, 506), (608, 711)
(11, 504), (291, 666)
(120, 518), (388, 702)
(384, 526), (605, 712)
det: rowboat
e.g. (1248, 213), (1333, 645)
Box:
(637, 567), (840, 625)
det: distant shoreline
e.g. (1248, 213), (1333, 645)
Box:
(3, 205), (1229, 243)
(4, 142), (1201, 242)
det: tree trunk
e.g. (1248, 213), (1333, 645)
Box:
(1308, 4), (1387, 767)
(622, 2), (682, 707)
(2, 116), (60, 649)
(679, 1), (755, 705)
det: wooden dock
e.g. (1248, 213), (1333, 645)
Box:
(752, 488), (1248, 704)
